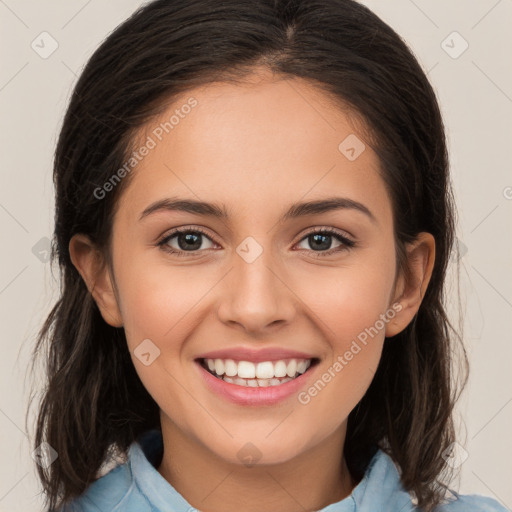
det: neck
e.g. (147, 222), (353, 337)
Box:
(156, 416), (356, 512)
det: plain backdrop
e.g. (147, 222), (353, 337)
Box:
(0, 1), (511, 511)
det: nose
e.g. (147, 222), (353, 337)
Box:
(216, 245), (297, 334)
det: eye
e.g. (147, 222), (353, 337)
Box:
(294, 227), (355, 257)
(157, 226), (356, 258)
(157, 227), (218, 257)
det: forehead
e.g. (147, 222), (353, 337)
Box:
(116, 72), (392, 228)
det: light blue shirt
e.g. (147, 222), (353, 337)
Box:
(59, 429), (508, 512)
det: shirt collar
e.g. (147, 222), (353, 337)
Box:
(129, 429), (413, 512)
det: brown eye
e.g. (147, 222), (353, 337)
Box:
(158, 227), (217, 256)
(295, 228), (355, 256)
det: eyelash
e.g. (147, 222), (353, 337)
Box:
(156, 226), (356, 258)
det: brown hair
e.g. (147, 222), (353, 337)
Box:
(27, 0), (468, 510)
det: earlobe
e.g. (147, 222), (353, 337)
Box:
(68, 234), (124, 328)
(385, 232), (435, 338)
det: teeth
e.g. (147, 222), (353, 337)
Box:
(214, 359), (224, 376)
(224, 359), (238, 377)
(203, 357), (313, 381)
(238, 360), (256, 379)
(273, 361), (287, 378)
(219, 375), (295, 387)
(286, 359), (297, 378)
(297, 360), (308, 374)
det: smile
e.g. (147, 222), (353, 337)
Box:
(194, 356), (321, 406)
(199, 357), (317, 387)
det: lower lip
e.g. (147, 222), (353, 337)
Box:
(195, 359), (318, 406)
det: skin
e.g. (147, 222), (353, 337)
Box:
(69, 68), (435, 512)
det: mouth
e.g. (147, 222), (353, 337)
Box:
(196, 357), (321, 388)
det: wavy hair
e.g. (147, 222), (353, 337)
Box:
(27, 0), (468, 510)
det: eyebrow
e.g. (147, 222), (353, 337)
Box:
(139, 196), (377, 224)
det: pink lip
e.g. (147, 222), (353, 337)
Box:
(195, 359), (319, 406)
(195, 347), (317, 363)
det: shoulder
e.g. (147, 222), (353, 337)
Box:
(434, 491), (508, 512)
(56, 430), (165, 512)
(57, 458), (153, 512)
(354, 448), (508, 512)
(57, 462), (145, 512)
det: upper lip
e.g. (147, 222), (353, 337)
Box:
(195, 347), (318, 363)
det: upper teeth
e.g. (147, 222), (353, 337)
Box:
(205, 358), (312, 379)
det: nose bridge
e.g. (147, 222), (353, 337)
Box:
(217, 236), (295, 331)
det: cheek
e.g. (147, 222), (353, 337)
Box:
(297, 272), (391, 435)
(297, 251), (395, 397)
(301, 253), (395, 343)
(324, 275), (393, 342)
(113, 259), (200, 405)
(113, 255), (192, 348)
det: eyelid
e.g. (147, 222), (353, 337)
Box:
(158, 225), (354, 244)
(157, 224), (356, 259)
(293, 225), (355, 245)
(158, 225), (218, 245)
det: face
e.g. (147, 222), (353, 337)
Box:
(72, 69), (432, 468)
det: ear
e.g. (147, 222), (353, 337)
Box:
(385, 232), (435, 338)
(68, 234), (123, 328)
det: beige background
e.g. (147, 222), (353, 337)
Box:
(0, 1), (511, 510)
